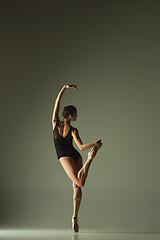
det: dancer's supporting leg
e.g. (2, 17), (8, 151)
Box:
(72, 156), (83, 216)
(73, 182), (82, 215)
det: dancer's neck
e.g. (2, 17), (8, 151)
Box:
(63, 118), (71, 125)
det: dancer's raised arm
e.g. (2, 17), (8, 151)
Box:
(52, 84), (78, 127)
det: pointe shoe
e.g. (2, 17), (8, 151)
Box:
(72, 215), (79, 232)
(88, 147), (99, 160)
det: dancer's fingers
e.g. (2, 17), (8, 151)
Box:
(70, 84), (78, 90)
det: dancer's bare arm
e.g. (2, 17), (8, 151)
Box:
(72, 128), (102, 151)
(52, 85), (78, 128)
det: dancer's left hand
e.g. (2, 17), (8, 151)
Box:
(65, 84), (78, 90)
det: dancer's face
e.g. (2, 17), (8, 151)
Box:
(69, 112), (78, 121)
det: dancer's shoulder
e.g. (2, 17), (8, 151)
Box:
(71, 127), (79, 135)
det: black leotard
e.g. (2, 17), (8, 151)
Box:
(53, 121), (81, 162)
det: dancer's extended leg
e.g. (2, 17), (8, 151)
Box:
(77, 147), (98, 186)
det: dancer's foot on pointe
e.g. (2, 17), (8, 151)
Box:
(88, 147), (99, 160)
(72, 213), (79, 232)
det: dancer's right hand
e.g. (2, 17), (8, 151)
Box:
(95, 140), (102, 149)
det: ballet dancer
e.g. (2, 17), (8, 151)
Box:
(52, 84), (102, 232)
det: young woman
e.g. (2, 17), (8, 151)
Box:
(52, 84), (102, 232)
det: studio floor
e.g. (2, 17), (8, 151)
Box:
(0, 230), (160, 240)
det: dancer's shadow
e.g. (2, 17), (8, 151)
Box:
(72, 233), (79, 240)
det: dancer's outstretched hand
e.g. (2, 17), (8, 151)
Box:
(65, 84), (78, 90)
(95, 140), (102, 149)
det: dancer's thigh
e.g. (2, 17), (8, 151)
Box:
(76, 156), (83, 171)
(73, 156), (83, 188)
(59, 157), (79, 184)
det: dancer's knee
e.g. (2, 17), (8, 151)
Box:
(77, 181), (84, 188)
(79, 179), (85, 187)
(73, 180), (85, 188)
(73, 182), (79, 189)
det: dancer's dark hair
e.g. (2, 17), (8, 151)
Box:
(62, 105), (77, 119)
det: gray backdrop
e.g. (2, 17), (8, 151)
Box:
(1, 0), (160, 232)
